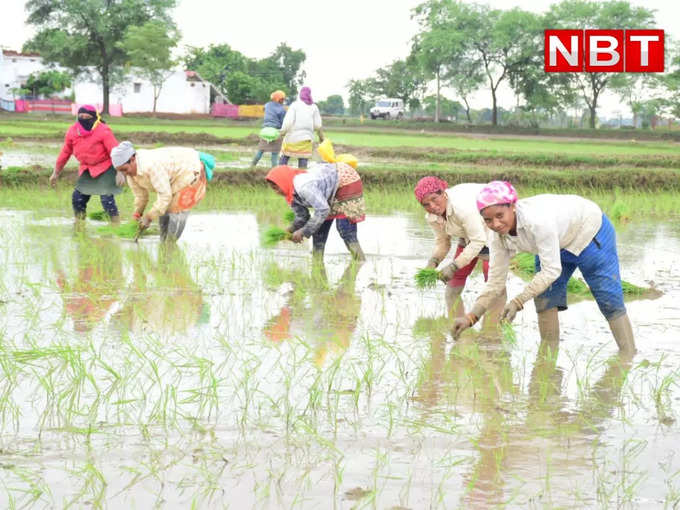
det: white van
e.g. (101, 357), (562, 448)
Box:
(370, 98), (404, 120)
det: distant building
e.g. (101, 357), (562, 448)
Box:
(0, 49), (46, 99)
(74, 69), (213, 114)
(1, 48), (214, 114)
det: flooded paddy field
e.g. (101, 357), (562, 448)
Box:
(1, 197), (679, 509)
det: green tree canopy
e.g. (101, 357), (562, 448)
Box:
(18, 69), (72, 98)
(118, 20), (180, 113)
(317, 95), (345, 115)
(24, 0), (176, 113)
(184, 43), (305, 104)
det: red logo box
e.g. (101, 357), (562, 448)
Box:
(544, 29), (583, 72)
(585, 30), (624, 72)
(545, 29), (664, 72)
(625, 29), (664, 72)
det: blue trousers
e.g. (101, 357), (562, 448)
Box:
(312, 218), (358, 252)
(534, 214), (626, 320)
(252, 150), (279, 167)
(72, 189), (118, 218)
(278, 155), (308, 169)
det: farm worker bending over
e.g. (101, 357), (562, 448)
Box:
(452, 181), (636, 356)
(111, 142), (212, 242)
(279, 86), (324, 169)
(415, 176), (505, 318)
(51, 104), (125, 224)
(266, 162), (366, 261)
(251, 90), (287, 168)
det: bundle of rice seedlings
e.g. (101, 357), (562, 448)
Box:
(500, 320), (517, 347)
(262, 226), (291, 247)
(283, 210), (295, 223)
(414, 268), (440, 289)
(97, 221), (143, 239)
(87, 210), (109, 221)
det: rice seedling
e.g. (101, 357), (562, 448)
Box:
(261, 226), (291, 247)
(87, 210), (109, 221)
(414, 267), (440, 288)
(500, 321), (517, 347)
(283, 209), (295, 223)
(96, 221), (143, 239)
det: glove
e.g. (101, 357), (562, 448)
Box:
(115, 171), (127, 187)
(501, 299), (523, 323)
(426, 257), (440, 269)
(438, 262), (458, 282)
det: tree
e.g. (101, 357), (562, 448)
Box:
(422, 95), (462, 120)
(19, 69), (72, 98)
(184, 43), (305, 104)
(24, 0), (176, 114)
(347, 78), (378, 116)
(317, 95), (345, 115)
(545, 0), (656, 128)
(374, 58), (427, 112)
(119, 21), (179, 113)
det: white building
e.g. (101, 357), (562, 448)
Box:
(0, 49), (47, 99)
(74, 69), (212, 114)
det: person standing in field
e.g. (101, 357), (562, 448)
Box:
(111, 142), (213, 242)
(251, 90), (287, 169)
(414, 176), (505, 319)
(265, 162), (365, 260)
(452, 181), (636, 356)
(51, 105), (125, 224)
(278, 86), (324, 169)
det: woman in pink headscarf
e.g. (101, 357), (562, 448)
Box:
(453, 181), (635, 356)
(279, 86), (324, 169)
(414, 176), (502, 319)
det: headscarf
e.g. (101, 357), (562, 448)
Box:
(414, 176), (448, 203)
(111, 141), (136, 168)
(266, 165), (306, 204)
(476, 181), (518, 211)
(299, 87), (313, 105)
(270, 90), (286, 102)
(77, 104), (101, 133)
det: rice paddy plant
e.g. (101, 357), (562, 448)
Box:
(283, 209), (295, 223)
(87, 210), (109, 221)
(96, 221), (142, 239)
(500, 321), (517, 347)
(414, 268), (440, 289)
(262, 226), (291, 247)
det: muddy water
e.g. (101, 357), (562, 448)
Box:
(0, 209), (679, 509)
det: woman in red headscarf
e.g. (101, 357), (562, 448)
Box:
(51, 105), (123, 223)
(266, 162), (365, 260)
(414, 176), (501, 319)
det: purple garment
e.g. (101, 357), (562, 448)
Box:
(299, 87), (313, 105)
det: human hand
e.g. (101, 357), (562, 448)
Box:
(138, 215), (152, 230)
(115, 171), (127, 187)
(49, 171), (59, 188)
(426, 257), (439, 269)
(500, 300), (522, 323)
(291, 229), (304, 243)
(452, 316), (472, 339)
(438, 262), (458, 282)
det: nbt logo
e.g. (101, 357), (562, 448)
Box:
(545, 29), (664, 72)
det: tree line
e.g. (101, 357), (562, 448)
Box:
(349, 0), (680, 128)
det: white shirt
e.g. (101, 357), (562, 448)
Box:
(280, 100), (322, 144)
(472, 194), (602, 314)
(426, 183), (490, 268)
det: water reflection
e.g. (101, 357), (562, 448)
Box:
(52, 235), (123, 332)
(264, 259), (362, 366)
(412, 315), (632, 507)
(114, 244), (206, 335)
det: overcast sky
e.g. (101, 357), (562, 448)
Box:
(1, 0), (677, 117)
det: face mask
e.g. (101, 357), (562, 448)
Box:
(78, 116), (96, 131)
